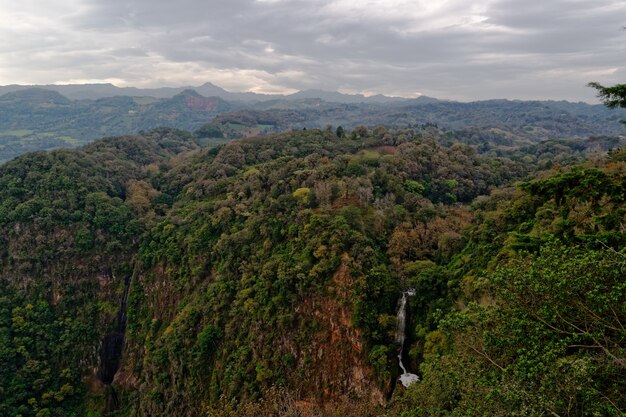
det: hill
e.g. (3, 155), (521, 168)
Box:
(0, 89), (235, 163)
(1, 125), (625, 416)
(0, 82), (413, 103)
(1, 84), (624, 164)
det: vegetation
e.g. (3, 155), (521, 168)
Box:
(2, 87), (625, 163)
(394, 162), (626, 416)
(589, 82), (626, 124)
(0, 117), (625, 416)
(0, 128), (200, 416)
(0, 89), (231, 163)
(588, 82), (626, 109)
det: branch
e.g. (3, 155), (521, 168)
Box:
(463, 342), (505, 371)
(555, 311), (626, 369)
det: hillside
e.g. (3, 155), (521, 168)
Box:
(2, 85), (624, 165)
(1, 124), (625, 416)
(0, 89), (234, 164)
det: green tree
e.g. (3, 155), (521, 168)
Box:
(588, 82), (626, 109)
(194, 123), (224, 138)
(588, 82), (626, 123)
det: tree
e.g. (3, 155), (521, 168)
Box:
(401, 242), (626, 416)
(588, 82), (626, 109)
(353, 125), (368, 138)
(588, 82), (626, 124)
(194, 123), (224, 138)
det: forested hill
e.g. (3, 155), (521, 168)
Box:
(0, 125), (625, 416)
(0, 89), (234, 164)
(1, 86), (625, 164)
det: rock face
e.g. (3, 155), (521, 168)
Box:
(127, 250), (387, 417)
(296, 253), (386, 404)
(98, 275), (130, 385)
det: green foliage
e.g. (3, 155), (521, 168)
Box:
(292, 187), (311, 204)
(402, 242), (626, 416)
(2, 87), (626, 163)
(196, 324), (222, 358)
(120, 127), (530, 414)
(403, 180), (425, 195)
(369, 345), (392, 379)
(0, 285), (96, 416)
(0, 128), (200, 415)
(396, 161), (626, 416)
(3, 121), (625, 416)
(195, 124), (224, 138)
(588, 81), (626, 124)
(588, 82), (626, 109)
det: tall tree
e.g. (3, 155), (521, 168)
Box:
(588, 81), (626, 126)
(588, 82), (626, 109)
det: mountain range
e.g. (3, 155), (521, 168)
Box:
(0, 82), (417, 103)
(0, 83), (624, 165)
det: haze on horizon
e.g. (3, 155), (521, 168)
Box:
(0, 0), (624, 103)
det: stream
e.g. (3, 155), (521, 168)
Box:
(396, 289), (419, 388)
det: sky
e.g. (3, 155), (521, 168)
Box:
(0, 0), (624, 102)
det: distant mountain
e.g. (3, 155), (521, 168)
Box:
(0, 82), (422, 103)
(0, 85), (624, 164)
(0, 82), (230, 101)
(0, 88), (235, 163)
(218, 97), (626, 138)
(0, 87), (72, 105)
(284, 89), (411, 104)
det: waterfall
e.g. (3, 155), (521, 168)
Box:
(98, 274), (131, 412)
(98, 275), (130, 385)
(396, 289), (419, 388)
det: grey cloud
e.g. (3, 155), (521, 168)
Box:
(1, 0), (624, 101)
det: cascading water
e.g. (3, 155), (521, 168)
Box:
(396, 289), (419, 388)
(98, 274), (131, 411)
(99, 275), (130, 384)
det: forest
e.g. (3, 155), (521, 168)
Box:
(2, 85), (626, 164)
(0, 92), (625, 416)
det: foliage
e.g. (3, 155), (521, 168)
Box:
(0, 283), (99, 416)
(1, 121), (625, 416)
(0, 128), (200, 415)
(395, 161), (626, 416)
(588, 82), (626, 109)
(2, 87), (626, 163)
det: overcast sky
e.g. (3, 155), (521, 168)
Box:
(0, 0), (624, 101)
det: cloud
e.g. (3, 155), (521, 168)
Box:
(0, 0), (624, 101)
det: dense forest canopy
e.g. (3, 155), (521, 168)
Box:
(0, 109), (624, 416)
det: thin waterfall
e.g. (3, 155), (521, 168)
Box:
(99, 275), (130, 385)
(396, 289), (419, 387)
(98, 274), (131, 413)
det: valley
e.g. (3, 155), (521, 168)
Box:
(0, 116), (625, 415)
(3, 0), (626, 414)
(1, 85), (624, 164)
